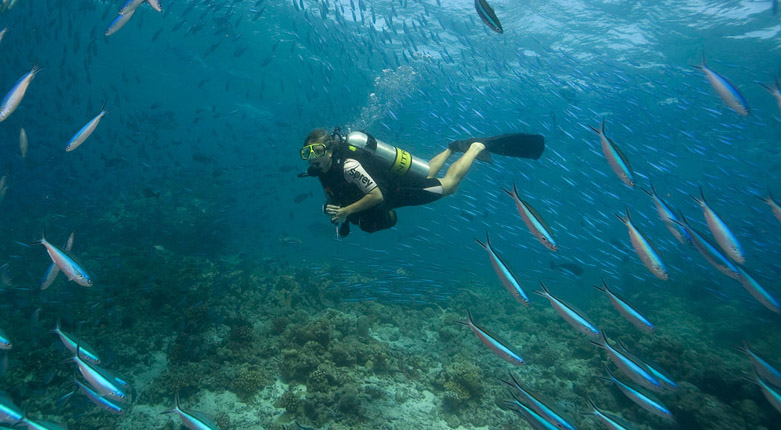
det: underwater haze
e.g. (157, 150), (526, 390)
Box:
(0, 0), (780, 429)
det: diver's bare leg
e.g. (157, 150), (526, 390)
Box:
(427, 148), (452, 178)
(439, 142), (485, 196)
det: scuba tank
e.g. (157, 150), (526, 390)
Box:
(341, 130), (430, 184)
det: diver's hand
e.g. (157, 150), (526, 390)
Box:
(325, 204), (350, 224)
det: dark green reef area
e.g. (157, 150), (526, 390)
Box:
(1, 178), (780, 430)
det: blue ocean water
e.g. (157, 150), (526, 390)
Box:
(0, 0), (780, 428)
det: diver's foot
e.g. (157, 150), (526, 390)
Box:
(448, 139), (492, 162)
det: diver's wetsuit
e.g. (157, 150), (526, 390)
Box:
(317, 148), (443, 233)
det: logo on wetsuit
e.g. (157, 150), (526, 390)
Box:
(345, 166), (376, 193)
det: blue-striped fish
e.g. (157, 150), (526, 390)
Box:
(642, 184), (690, 244)
(694, 56), (750, 116)
(503, 184), (557, 252)
(616, 209), (668, 280)
(691, 187), (744, 264)
(534, 282), (600, 339)
(474, 0), (502, 34)
(53, 320), (101, 364)
(602, 368), (674, 421)
(758, 191), (781, 224)
(502, 373), (575, 430)
(759, 78), (781, 113)
(41, 232), (74, 290)
(0, 65), (40, 123)
(735, 267), (781, 314)
(594, 279), (654, 333)
(750, 372), (781, 415)
(19, 417), (67, 430)
(589, 119), (635, 188)
(457, 310), (524, 366)
(474, 233), (529, 305)
(106, 10), (136, 36)
(673, 214), (741, 280)
(71, 345), (130, 404)
(36, 232), (92, 287)
(0, 330), (10, 350)
(586, 397), (636, 430)
(74, 378), (126, 415)
(0, 392), (22, 425)
(736, 342), (781, 388)
(66, 109), (108, 152)
(591, 333), (663, 392)
(503, 397), (558, 430)
(147, 0), (162, 12)
(164, 394), (220, 430)
(118, 0), (145, 14)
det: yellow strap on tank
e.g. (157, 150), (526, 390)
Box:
(391, 148), (412, 176)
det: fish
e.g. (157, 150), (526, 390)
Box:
(147, 0), (162, 12)
(501, 373), (575, 430)
(585, 397), (636, 430)
(41, 232), (74, 290)
(594, 279), (654, 333)
(71, 344), (130, 404)
(549, 261), (583, 277)
(534, 282), (600, 339)
(106, 9), (136, 36)
(35, 231), (93, 287)
(591, 333), (663, 392)
(53, 320), (101, 364)
(503, 183), (557, 251)
(735, 267), (781, 314)
(693, 56), (750, 116)
(601, 368), (674, 421)
(164, 393), (220, 430)
(0, 329), (10, 350)
(18, 418), (67, 430)
(66, 109), (108, 152)
(749, 372), (781, 415)
(0, 392), (22, 425)
(616, 208), (668, 280)
(691, 187), (744, 264)
(588, 119), (635, 188)
(642, 184), (690, 244)
(118, 0), (144, 14)
(294, 191), (313, 203)
(474, 233), (530, 305)
(73, 378), (126, 415)
(457, 310), (524, 366)
(758, 78), (781, 113)
(0, 28), (7, 44)
(474, 0), (503, 34)
(672, 214), (741, 280)
(18, 128), (27, 159)
(757, 191), (781, 224)
(736, 342), (781, 387)
(0, 65), (41, 123)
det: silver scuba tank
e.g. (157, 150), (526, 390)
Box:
(343, 131), (430, 183)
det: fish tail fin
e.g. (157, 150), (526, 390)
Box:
(593, 278), (608, 294)
(473, 234), (488, 250)
(640, 184), (654, 197)
(587, 122), (601, 136)
(512, 182), (521, 199)
(533, 281), (549, 298)
(501, 187), (514, 198)
(615, 208), (629, 224)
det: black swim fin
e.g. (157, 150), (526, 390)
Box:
(448, 133), (545, 161)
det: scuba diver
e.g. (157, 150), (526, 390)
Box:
(299, 127), (545, 237)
